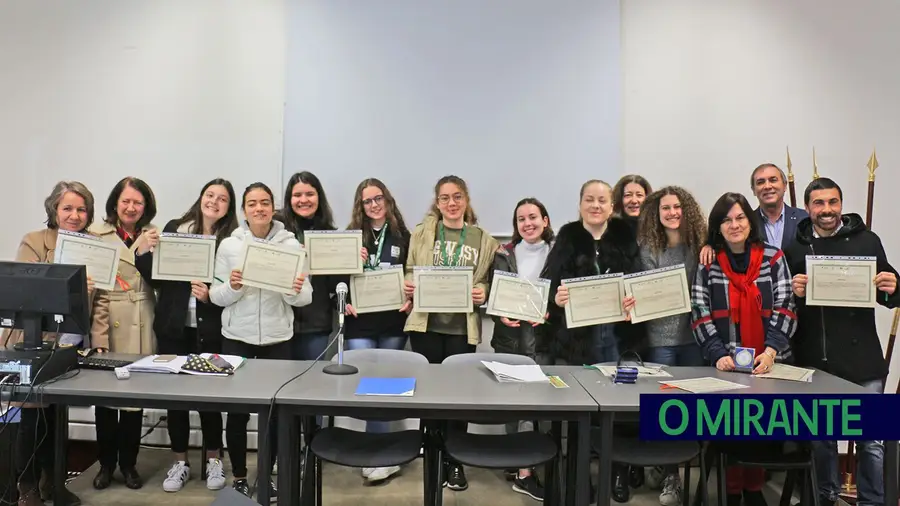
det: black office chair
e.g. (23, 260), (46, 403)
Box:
(301, 349), (431, 505)
(715, 445), (819, 506)
(437, 353), (560, 506)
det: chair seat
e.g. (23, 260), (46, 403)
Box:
(444, 430), (557, 469)
(722, 450), (814, 469)
(309, 427), (423, 468)
(593, 433), (701, 467)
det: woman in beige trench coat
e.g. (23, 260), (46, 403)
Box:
(88, 177), (158, 491)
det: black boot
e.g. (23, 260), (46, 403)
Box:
(612, 464), (630, 503)
(629, 466), (644, 488)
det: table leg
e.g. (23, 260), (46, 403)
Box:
(54, 404), (68, 505)
(277, 409), (299, 506)
(545, 421), (562, 506)
(885, 440), (898, 506)
(301, 416), (316, 506)
(255, 406), (271, 506)
(595, 412), (614, 506)
(575, 414), (591, 506)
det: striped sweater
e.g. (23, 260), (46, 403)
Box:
(690, 244), (797, 364)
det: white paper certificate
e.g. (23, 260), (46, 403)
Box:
(806, 255), (877, 308)
(623, 265), (692, 323)
(54, 230), (121, 290)
(349, 265), (405, 314)
(413, 267), (473, 314)
(563, 273), (626, 329)
(151, 233), (217, 283)
(238, 239), (307, 294)
(304, 230), (364, 275)
(485, 271), (550, 323)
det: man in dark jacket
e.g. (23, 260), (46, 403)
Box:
(750, 163), (808, 250)
(784, 177), (898, 506)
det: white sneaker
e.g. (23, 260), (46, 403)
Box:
(206, 458), (226, 491)
(163, 461), (190, 492)
(659, 473), (682, 506)
(366, 466), (400, 482)
(361, 467), (374, 478)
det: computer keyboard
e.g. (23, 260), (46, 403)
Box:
(77, 356), (133, 371)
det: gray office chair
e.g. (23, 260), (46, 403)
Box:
(437, 353), (559, 504)
(303, 349), (431, 504)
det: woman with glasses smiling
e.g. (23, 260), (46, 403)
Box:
(341, 178), (412, 483)
(402, 175), (499, 492)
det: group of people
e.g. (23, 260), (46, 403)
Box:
(3, 165), (897, 506)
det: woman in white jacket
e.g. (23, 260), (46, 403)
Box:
(209, 182), (312, 499)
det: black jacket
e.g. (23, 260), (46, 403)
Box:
(537, 218), (644, 364)
(345, 227), (411, 339)
(134, 219), (224, 348)
(784, 213), (900, 384)
(489, 242), (542, 356)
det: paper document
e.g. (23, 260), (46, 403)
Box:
(659, 377), (749, 393)
(481, 361), (549, 383)
(594, 365), (672, 378)
(126, 354), (246, 376)
(755, 363), (815, 382)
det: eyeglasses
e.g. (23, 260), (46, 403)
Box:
(362, 195), (385, 207)
(438, 193), (464, 205)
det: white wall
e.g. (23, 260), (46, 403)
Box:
(0, 0), (286, 259)
(622, 0), (900, 389)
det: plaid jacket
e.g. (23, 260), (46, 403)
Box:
(690, 244), (797, 364)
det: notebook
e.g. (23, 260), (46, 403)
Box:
(355, 377), (416, 396)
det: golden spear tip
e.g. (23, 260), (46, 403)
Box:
(812, 146), (820, 179)
(786, 146), (794, 181)
(867, 147), (878, 182)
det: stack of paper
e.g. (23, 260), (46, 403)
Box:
(481, 361), (549, 383)
(126, 354), (245, 376)
(659, 377), (750, 393)
(756, 363), (815, 382)
(594, 365), (672, 378)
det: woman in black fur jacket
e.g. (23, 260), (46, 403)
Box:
(537, 178), (645, 366)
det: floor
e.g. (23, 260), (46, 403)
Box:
(63, 446), (792, 506)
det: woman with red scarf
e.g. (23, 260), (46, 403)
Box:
(691, 192), (797, 506)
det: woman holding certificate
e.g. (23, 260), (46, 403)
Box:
(690, 192), (797, 506)
(3, 181), (97, 506)
(279, 171), (342, 361)
(210, 182), (312, 498)
(403, 175), (499, 491)
(89, 176), (160, 491)
(133, 179), (239, 493)
(342, 178), (411, 483)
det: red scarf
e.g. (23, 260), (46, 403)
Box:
(716, 245), (765, 354)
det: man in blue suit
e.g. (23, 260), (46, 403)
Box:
(751, 163), (808, 250)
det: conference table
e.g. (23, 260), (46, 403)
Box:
(571, 365), (898, 506)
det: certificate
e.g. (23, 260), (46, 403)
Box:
(349, 265), (405, 314)
(563, 273), (626, 329)
(54, 230), (121, 290)
(485, 271), (550, 323)
(151, 233), (216, 283)
(413, 266), (473, 314)
(806, 255), (877, 308)
(623, 265), (691, 323)
(304, 230), (364, 275)
(238, 238), (307, 294)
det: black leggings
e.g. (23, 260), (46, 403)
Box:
(15, 406), (56, 486)
(158, 329), (224, 454)
(222, 339), (291, 478)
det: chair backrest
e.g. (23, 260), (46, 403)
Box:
(441, 352), (536, 366)
(340, 348), (429, 365)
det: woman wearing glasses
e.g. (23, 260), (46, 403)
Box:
(402, 175), (499, 491)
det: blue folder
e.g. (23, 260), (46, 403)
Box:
(355, 377), (416, 396)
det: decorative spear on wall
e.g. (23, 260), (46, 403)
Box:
(786, 146), (796, 207)
(812, 146), (820, 179)
(864, 148), (878, 229)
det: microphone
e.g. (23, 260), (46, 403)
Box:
(323, 281), (358, 375)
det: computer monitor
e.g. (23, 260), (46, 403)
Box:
(0, 261), (90, 351)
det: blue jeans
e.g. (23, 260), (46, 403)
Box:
(645, 344), (705, 367)
(591, 324), (619, 364)
(345, 335), (408, 434)
(291, 332), (331, 361)
(812, 378), (884, 506)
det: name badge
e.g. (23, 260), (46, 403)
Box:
(391, 245), (401, 258)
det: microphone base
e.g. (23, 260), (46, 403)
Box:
(323, 363), (359, 376)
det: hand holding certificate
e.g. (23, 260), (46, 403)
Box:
(486, 271), (550, 323)
(54, 230), (120, 290)
(413, 267), (473, 314)
(562, 273), (626, 329)
(151, 233), (216, 283)
(304, 231), (364, 275)
(349, 265), (406, 314)
(805, 255), (877, 308)
(623, 265), (691, 323)
(238, 238), (307, 294)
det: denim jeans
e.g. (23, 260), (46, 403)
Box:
(645, 344), (705, 367)
(345, 335), (408, 434)
(591, 324), (619, 364)
(291, 332), (331, 361)
(812, 378), (884, 506)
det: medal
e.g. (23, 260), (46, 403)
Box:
(734, 347), (756, 373)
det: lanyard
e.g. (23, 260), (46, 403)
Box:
(438, 222), (467, 267)
(366, 224), (388, 270)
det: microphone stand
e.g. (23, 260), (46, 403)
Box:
(323, 296), (358, 375)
